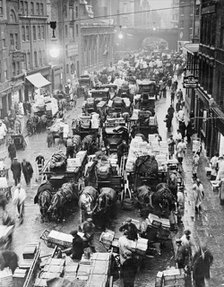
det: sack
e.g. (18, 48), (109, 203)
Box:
(113, 97), (123, 107)
(79, 115), (91, 129)
(96, 160), (111, 179)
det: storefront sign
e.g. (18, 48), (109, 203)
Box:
(12, 51), (25, 62)
(67, 44), (79, 57)
(183, 75), (198, 88)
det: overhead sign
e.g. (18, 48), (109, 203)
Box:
(12, 51), (25, 62)
(183, 75), (199, 88)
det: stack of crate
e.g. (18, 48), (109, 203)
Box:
(0, 268), (13, 287)
(47, 230), (73, 248)
(146, 213), (171, 240)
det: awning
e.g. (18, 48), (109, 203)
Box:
(183, 43), (199, 55)
(26, 73), (51, 88)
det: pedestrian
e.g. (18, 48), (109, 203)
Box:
(65, 136), (74, 158)
(168, 135), (175, 159)
(167, 104), (175, 120)
(192, 152), (200, 179)
(175, 239), (191, 271)
(119, 218), (138, 241)
(176, 99), (182, 113)
(8, 140), (16, 161)
(176, 189), (184, 225)
(193, 179), (204, 214)
(181, 230), (193, 250)
(170, 90), (175, 104)
(117, 140), (128, 167)
(173, 79), (178, 91)
(176, 139), (187, 165)
(47, 129), (54, 147)
(21, 159), (33, 186)
(216, 155), (224, 180)
(192, 244), (213, 287)
(175, 129), (182, 143)
(35, 154), (45, 181)
(118, 230), (138, 287)
(12, 183), (26, 222)
(210, 153), (219, 180)
(82, 218), (96, 253)
(186, 120), (193, 143)
(70, 230), (84, 260)
(11, 158), (21, 186)
(176, 88), (183, 101)
(164, 113), (172, 132)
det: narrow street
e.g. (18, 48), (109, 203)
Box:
(2, 84), (224, 287)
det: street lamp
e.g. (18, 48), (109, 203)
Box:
(49, 46), (60, 58)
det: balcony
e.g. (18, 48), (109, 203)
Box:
(199, 44), (215, 59)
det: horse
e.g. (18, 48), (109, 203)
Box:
(96, 187), (117, 228)
(73, 135), (81, 155)
(34, 181), (55, 221)
(82, 135), (96, 155)
(0, 250), (18, 274)
(38, 190), (52, 221)
(167, 170), (184, 199)
(79, 186), (98, 224)
(48, 182), (79, 221)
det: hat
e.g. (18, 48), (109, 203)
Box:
(87, 218), (93, 223)
(126, 218), (132, 223)
(184, 230), (191, 236)
(14, 157), (17, 160)
(176, 238), (182, 243)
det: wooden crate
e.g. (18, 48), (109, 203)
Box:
(86, 274), (108, 287)
(34, 278), (47, 287)
(23, 244), (37, 259)
(47, 230), (73, 248)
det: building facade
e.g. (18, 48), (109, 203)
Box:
(193, 0), (224, 157)
(178, 0), (194, 42)
(19, 0), (51, 101)
(79, 0), (114, 74)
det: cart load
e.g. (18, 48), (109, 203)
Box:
(49, 118), (69, 140)
(66, 150), (87, 173)
(155, 267), (185, 287)
(49, 151), (67, 171)
(78, 113), (100, 130)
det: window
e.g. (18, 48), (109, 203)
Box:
(10, 10), (16, 22)
(33, 25), (36, 40)
(15, 33), (18, 49)
(24, 1), (28, 15)
(2, 38), (6, 48)
(76, 24), (79, 36)
(66, 64), (69, 74)
(0, 0), (3, 15)
(22, 26), (25, 41)
(12, 62), (16, 76)
(40, 3), (44, 15)
(26, 25), (29, 40)
(41, 25), (45, 39)
(36, 3), (40, 15)
(10, 34), (14, 49)
(27, 52), (31, 69)
(39, 51), (42, 66)
(69, 26), (74, 39)
(65, 25), (68, 38)
(75, 6), (78, 18)
(34, 51), (38, 67)
(38, 26), (41, 39)
(4, 60), (8, 80)
(69, 7), (73, 20)
(31, 2), (34, 14)
(20, 1), (24, 14)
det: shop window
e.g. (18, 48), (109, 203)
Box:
(26, 25), (30, 41)
(34, 51), (38, 67)
(33, 25), (36, 40)
(22, 26), (25, 41)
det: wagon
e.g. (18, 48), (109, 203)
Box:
(11, 134), (27, 150)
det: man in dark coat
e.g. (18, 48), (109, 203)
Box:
(192, 245), (213, 287)
(119, 218), (138, 241)
(11, 158), (21, 186)
(8, 141), (16, 161)
(70, 230), (84, 260)
(21, 159), (33, 186)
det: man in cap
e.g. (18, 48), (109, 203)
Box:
(119, 218), (138, 241)
(168, 135), (175, 159)
(13, 183), (26, 221)
(11, 157), (21, 186)
(82, 218), (96, 252)
(70, 230), (84, 260)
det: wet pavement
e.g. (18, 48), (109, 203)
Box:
(1, 84), (224, 286)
